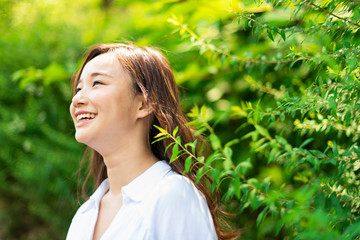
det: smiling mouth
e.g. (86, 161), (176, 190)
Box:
(76, 113), (96, 122)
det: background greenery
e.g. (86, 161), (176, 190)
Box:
(0, 0), (359, 239)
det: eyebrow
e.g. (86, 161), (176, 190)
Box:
(77, 72), (113, 86)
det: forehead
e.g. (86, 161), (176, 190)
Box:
(78, 53), (124, 83)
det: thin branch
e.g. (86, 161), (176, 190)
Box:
(168, 18), (309, 64)
(168, 17), (347, 66)
(237, 11), (349, 34)
(304, 0), (360, 28)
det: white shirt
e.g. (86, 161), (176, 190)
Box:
(66, 160), (217, 240)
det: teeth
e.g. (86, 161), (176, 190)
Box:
(76, 113), (96, 121)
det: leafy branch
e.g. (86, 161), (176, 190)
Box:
(303, 0), (360, 28)
(167, 16), (312, 65)
(168, 15), (350, 69)
(236, 10), (352, 37)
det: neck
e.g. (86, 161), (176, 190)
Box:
(102, 143), (158, 196)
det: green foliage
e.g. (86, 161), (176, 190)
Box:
(157, 0), (360, 239)
(1, 0), (359, 239)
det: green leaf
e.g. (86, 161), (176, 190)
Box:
(348, 54), (357, 72)
(268, 148), (281, 164)
(185, 139), (198, 155)
(344, 110), (351, 126)
(224, 138), (239, 148)
(267, 29), (274, 41)
(211, 169), (220, 192)
(228, 177), (241, 199)
(342, 220), (360, 239)
(220, 54), (226, 66)
(223, 158), (233, 171)
(191, 139), (198, 155)
(200, 105), (207, 120)
(151, 136), (167, 144)
(280, 29), (286, 41)
(169, 144), (179, 163)
(188, 105), (199, 118)
(240, 131), (256, 141)
(255, 124), (271, 139)
(299, 138), (314, 149)
(164, 142), (175, 155)
(275, 220), (284, 236)
(232, 56), (238, 70)
(254, 25), (263, 38)
(175, 136), (182, 145)
(172, 126), (179, 137)
(309, 150), (327, 158)
(206, 152), (223, 167)
(197, 156), (205, 163)
(154, 132), (166, 138)
(223, 146), (233, 159)
(329, 97), (337, 116)
(263, 181), (270, 193)
(199, 44), (207, 55)
(333, 141), (339, 156)
(256, 206), (269, 227)
(184, 156), (192, 173)
(237, 158), (252, 175)
(251, 138), (266, 152)
(275, 136), (289, 147)
(209, 134), (221, 150)
(249, 189), (262, 210)
(195, 166), (207, 184)
(153, 125), (167, 133)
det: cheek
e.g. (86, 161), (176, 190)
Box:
(88, 90), (108, 102)
(69, 104), (76, 121)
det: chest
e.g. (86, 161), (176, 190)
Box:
(92, 197), (123, 240)
(67, 199), (152, 240)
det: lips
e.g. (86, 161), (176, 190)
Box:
(74, 111), (97, 126)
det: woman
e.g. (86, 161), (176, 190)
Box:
(67, 43), (234, 240)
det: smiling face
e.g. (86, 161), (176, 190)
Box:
(70, 53), (144, 154)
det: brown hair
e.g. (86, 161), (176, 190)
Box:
(72, 43), (237, 240)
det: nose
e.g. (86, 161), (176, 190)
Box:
(71, 91), (88, 107)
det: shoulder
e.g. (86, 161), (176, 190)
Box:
(145, 172), (217, 240)
(157, 172), (203, 202)
(153, 173), (211, 222)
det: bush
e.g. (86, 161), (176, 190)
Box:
(0, 0), (359, 239)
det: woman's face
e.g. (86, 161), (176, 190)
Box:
(70, 53), (143, 153)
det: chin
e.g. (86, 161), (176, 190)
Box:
(75, 132), (91, 144)
(75, 133), (102, 153)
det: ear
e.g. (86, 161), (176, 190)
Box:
(136, 94), (154, 119)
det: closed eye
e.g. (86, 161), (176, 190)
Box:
(75, 87), (81, 93)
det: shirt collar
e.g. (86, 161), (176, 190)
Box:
(80, 160), (172, 213)
(80, 178), (109, 213)
(121, 160), (172, 202)
(90, 178), (110, 204)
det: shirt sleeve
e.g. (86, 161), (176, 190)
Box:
(148, 175), (218, 240)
